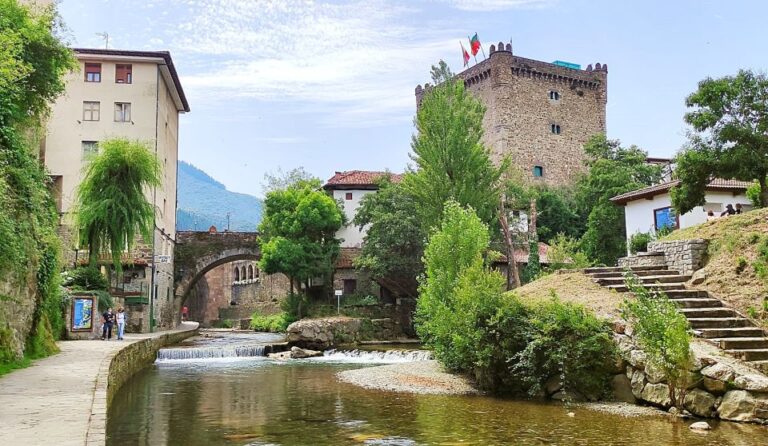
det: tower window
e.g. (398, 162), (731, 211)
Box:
(115, 64), (132, 84)
(533, 166), (544, 177)
(550, 124), (561, 135)
(84, 63), (101, 82)
(549, 90), (560, 100)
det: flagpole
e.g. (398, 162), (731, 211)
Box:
(477, 32), (487, 60)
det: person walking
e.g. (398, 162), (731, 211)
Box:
(101, 307), (114, 340)
(116, 307), (126, 340)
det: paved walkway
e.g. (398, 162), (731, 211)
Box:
(0, 322), (198, 446)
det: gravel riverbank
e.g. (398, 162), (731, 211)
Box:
(337, 360), (480, 395)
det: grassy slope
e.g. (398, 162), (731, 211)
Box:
(514, 271), (623, 320)
(660, 207), (768, 327)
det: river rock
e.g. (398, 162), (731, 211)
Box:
(689, 421), (711, 431)
(733, 373), (768, 392)
(611, 374), (636, 404)
(717, 390), (768, 423)
(684, 388), (717, 418)
(630, 369), (647, 399)
(703, 377), (727, 395)
(645, 361), (666, 384)
(691, 270), (707, 285)
(701, 363), (736, 382)
(289, 346), (322, 359)
(640, 383), (672, 408)
(545, 376), (562, 395)
(287, 317), (363, 350)
(628, 350), (647, 368)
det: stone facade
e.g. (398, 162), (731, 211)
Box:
(647, 239), (708, 275)
(617, 252), (667, 269)
(415, 43), (607, 186)
(0, 273), (38, 360)
(186, 260), (290, 326)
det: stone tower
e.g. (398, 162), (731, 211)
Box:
(415, 42), (607, 187)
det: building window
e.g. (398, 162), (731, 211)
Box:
(82, 141), (98, 156)
(533, 165), (544, 177)
(550, 124), (561, 135)
(114, 102), (131, 122)
(248, 265), (254, 280)
(234, 267), (240, 282)
(343, 279), (357, 295)
(115, 64), (132, 84)
(83, 101), (100, 121)
(549, 90), (560, 100)
(84, 63), (101, 82)
(654, 206), (678, 231)
(345, 192), (353, 200)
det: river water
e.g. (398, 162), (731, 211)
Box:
(107, 332), (767, 446)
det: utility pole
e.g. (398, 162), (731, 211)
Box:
(226, 212), (231, 232)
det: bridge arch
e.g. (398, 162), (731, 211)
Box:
(174, 231), (261, 305)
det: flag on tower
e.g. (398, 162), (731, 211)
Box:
(460, 42), (470, 67)
(469, 33), (481, 56)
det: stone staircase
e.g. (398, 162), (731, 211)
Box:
(585, 265), (768, 372)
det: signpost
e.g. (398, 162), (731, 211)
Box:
(335, 289), (342, 315)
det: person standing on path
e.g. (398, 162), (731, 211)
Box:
(116, 307), (126, 340)
(101, 308), (114, 340)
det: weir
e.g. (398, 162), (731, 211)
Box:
(157, 344), (266, 361)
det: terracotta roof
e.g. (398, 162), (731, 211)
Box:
(610, 179), (752, 205)
(495, 242), (550, 265)
(336, 247), (361, 269)
(73, 48), (190, 113)
(323, 171), (403, 190)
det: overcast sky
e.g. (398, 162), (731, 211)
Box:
(58, 0), (768, 196)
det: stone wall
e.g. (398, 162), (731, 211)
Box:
(617, 252), (667, 269)
(0, 273), (37, 360)
(647, 239), (708, 275)
(415, 45), (607, 187)
(286, 316), (408, 350)
(614, 332), (768, 423)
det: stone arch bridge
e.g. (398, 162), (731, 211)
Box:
(174, 231), (260, 303)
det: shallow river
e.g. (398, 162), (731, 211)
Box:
(107, 333), (767, 446)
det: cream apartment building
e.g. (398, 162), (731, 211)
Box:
(43, 48), (190, 332)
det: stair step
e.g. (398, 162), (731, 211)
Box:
(594, 275), (691, 286)
(664, 290), (709, 299)
(688, 318), (752, 329)
(590, 270), (680, 279)
(673, 298), (723, 309)
(605, 283), (686, 293)
(712, 337), (768, 350)
(726, 349), (768, 361)
(681, 308), (738, 318)
(696, 327), (766, 338)
(584, 266), (668, 274)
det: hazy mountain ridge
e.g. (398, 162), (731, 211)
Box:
(176, 161), (263, 232)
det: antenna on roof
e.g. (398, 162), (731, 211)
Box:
(95, 32), (109, 49)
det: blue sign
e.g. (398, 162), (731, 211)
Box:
(73, 297), (93, 330)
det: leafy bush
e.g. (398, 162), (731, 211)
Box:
(628, 232), (653, 254)
(212, 319), (233, 329)
(747, 180), (762, 208)
(416, 202), (616, 397)
(281, 293), (308, 320)
(521, 240), (542, 284)
(621, 273), (692, 408)
(343, 294), (379, 306)
(63, 266), (109, 291)
(546, 233), (592, 270)
(250, 311), (293, 332)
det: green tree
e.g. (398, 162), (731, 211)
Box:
(534, 186), (585, 243)
(0, 0), (76, 360)
(258, 180), (344, 303)
(622, 273), (692, 408)
(76, 138), (161, 272)
(261, 166), (314, 194)
(672, 70), (768, 212)
(577, 134), (662, 265)
(405, 60), (506, 232)
(353, 177), (425, 298)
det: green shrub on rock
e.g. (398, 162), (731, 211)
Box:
(250, 311), (294, 333)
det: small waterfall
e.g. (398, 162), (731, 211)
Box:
(317, 349), (433, 363)
(157, 344), (266, 361)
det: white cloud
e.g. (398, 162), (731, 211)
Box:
(162, 0), (460, 127)
(443, 0), (555, 11)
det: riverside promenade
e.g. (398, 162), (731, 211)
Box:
(0, 322), (198, 446)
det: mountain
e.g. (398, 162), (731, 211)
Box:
(176, 161), (263, 232)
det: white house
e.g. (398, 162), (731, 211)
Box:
(322, 170), (402, 248)
(611, 178), (752, 250)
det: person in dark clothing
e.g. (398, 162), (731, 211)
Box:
(720, 204), (736, 217)
(102, 308), (114, 340)
(735, 203), (743, 214)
